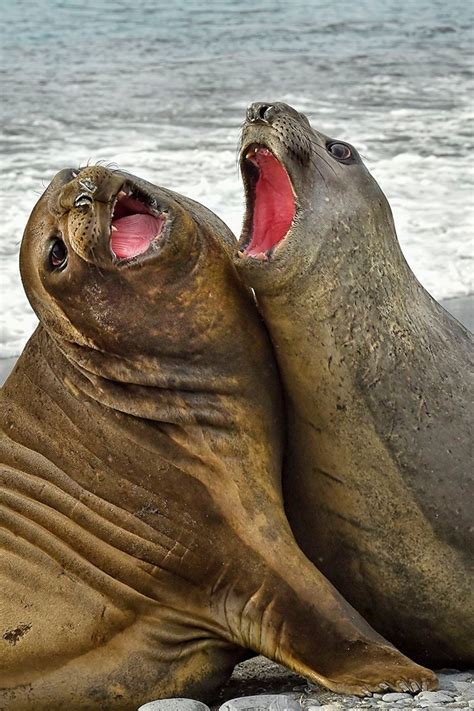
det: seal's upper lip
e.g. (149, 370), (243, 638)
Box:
(238, 142), (296, 261)
(110, 182), (168, 264)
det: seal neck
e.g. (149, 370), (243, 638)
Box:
(264, 203), (423, 321)
(35, 255), (276, 435)
(39, 329), (236, 429)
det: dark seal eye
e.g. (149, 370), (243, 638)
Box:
(327, 143), (353, 161)
(49, 238), (68, 270)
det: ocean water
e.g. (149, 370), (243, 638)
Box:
(1, 0), (473, 357)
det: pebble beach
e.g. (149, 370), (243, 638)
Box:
(135, 659), (474, 711)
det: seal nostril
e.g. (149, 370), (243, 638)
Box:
(74, 192), (94, 208)
(247, 103), (275, 124)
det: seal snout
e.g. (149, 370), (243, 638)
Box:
(246, 102), (276, 124)
(48, 167), (167, 266)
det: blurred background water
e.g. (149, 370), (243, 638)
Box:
(1, 0), (473, 357)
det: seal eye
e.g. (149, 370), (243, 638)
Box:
(327, 143), (353, 161)
(49, 238), (68, 270)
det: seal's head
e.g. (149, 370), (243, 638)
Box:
(21, 166), (236, 358)
(236, 102), (398, 293)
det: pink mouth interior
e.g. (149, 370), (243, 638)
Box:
(111, 196), (164, 259)
(244, 148), (296, 257)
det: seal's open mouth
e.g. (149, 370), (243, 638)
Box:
(240, 145), (296, 259)
(110, 189), (165, 260)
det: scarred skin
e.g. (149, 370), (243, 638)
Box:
(0, 167), (437, 709)
(235, 102), (474, 668)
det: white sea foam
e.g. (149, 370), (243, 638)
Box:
(1, 123), (473, 357)
(1, 0), (473, 358)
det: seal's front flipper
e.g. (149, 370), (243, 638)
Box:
(0, 487), (246, 710)
(1, 631), (244, 711)
(219, 527), (438, 696)
(1, 581), (245, 711)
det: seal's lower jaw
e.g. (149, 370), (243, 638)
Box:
(239, 145), (296, 260)
(110, 188), (166, 262)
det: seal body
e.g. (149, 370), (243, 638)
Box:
(0, 167), (436, 709)
(235, 102), (474, 667)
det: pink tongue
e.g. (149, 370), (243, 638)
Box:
(111, 214), (163, 259)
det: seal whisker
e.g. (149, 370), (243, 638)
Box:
(309, 139), (338, 176)
(307, 152), (329, 189)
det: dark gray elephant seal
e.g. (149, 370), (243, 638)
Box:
(235, 101), (474, 667)
(0, 167), (437, 709)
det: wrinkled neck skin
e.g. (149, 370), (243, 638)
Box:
(50, 260), (256, 431)
(18, 246), (284, 518)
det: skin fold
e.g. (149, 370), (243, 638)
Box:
(235, 102), (474, 668)
(0, 167), (437, 709)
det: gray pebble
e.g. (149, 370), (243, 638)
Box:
(453, 682), (472, 693)
(437, 680), (458, 692)
(380, 693), (412, 702)
(446, 673), (473, 682)
(138, 701), (210, 711)
(268, 697), (302, 711)
(220, 695), (301, 711)
(415, 690), (458, 704)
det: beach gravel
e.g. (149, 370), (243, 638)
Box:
(206, 658), (473, 711)
(138, 700), (210, 711)
(136, 661), (474, 709)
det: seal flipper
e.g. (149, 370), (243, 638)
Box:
(1, 614), (244, 711)
(0, 468), (246, 710)
(215, 520), (438, 696)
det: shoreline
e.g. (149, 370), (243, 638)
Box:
(1, 295), (472, 386)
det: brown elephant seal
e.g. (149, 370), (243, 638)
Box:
(235, 102), (474, 668)
(0, 167), (436, 709)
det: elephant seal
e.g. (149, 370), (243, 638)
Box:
(0, 167), (436, 709)
(235, 102), (474, 668)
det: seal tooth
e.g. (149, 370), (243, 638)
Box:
(111, 225), (118, 232)
(245, 144), (267, 160)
